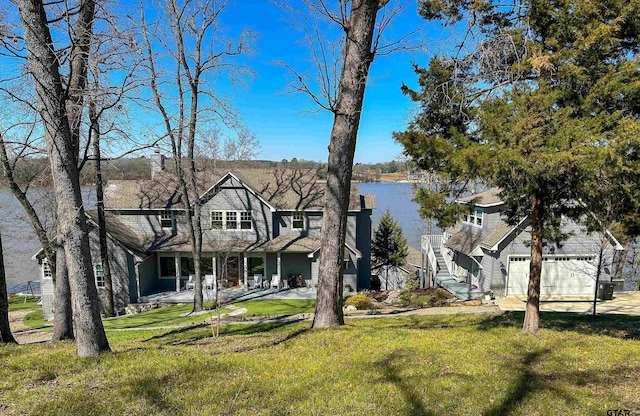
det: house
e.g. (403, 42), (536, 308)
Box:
(420, 188), (624, 300)
(36, 154), (376, 318)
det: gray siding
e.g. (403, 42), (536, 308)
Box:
(87, 227), (135, 314)
(201, 176), (272, 242)
(356, 210), (372, 289)
(488, 217), (618, 295)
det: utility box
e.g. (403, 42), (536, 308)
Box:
(598, 282), (615, 301)
(611, 279), (626, 293)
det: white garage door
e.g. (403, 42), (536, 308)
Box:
(507, 256), (597, 296)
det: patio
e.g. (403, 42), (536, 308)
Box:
(138, 287), (318, 304)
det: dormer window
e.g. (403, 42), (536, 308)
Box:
(292, 212), (304, 229)
(160, 211), (173, 229)
(465, 209), (483, 227)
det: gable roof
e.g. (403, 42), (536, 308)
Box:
(104, 168), (374, 212)
(85, 210), (149, 255)
(457, 188), (504, 207)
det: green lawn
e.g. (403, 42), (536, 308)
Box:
(8, 296), (40, 312)
(234, 299), (316, 316)
(23, 299), (315, 331)
(2, 312), (640, 415)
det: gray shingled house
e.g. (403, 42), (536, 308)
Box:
(421, 188), (624, 300)
(36, 154), (376, 318)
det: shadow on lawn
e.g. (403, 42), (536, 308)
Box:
(140, 319), (310, 354)
(476, 312), (640, 340)
(376, 351), (436, 416)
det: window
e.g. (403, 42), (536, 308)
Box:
(343, 259), (350, 271)
(43, 260), (52, 279)
(292, 211), (304, 229)
(211, 211), (223, 229)
(465, 209), (483, 226)
(160, 211), (173, 229)
(94, 264), (105, 288)
(226, 211), (238, 230)
(240, 211), (252, 230)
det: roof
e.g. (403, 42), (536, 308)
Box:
(445, 230), (485, 255)
(85, 210), (148, 255)
(104, 168), (374, 212)
(405, 246), (423, 267)
(150, 233), (325, 254)
(457, 188), (503, 207)
(479, 220), (515, 249)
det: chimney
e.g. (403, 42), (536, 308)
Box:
(150, 151), (165, 180)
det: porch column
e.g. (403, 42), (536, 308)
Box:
(175, 253), (181, 292)
(277, 252), (282, 281)
(243, 255), (248, 289)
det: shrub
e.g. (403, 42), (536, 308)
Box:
(344, 293), (374, 310)
(396, 291), (433, 308)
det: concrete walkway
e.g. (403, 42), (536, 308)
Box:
(496, 291), (640, 315)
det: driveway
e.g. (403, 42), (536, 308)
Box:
(496, 291), (640, 315)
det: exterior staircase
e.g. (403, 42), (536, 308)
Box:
(428, 244), (483, 301)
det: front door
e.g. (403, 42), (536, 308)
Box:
(223, 256), (240, 288)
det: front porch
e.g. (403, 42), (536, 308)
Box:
(421, 235), (483, 301)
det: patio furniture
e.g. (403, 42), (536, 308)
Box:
(185, 275), (195, 290)
(253, 274), (264, 289)
(204, 274), (216, 290)
(271, 274), (281, 290)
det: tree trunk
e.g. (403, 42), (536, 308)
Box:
(313, 0), (380, 328)
(52, 243), (74, 340)
(0, 228), (17, 344)
(17, 0), (110, 356)
(91, 105), (115, 317)
(592, 235), (605, 317)
(523, 195), (544, 334)
(614, 240), (631, 280)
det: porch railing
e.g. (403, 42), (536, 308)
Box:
(421, 235), (440, 278)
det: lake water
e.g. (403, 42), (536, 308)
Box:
(0, 188), (96, 294)
(1, 182), (429, 294)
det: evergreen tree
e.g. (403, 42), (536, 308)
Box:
(395, 0), (640, 333)
(372, 210), (409, 290)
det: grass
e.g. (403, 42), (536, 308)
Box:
(23, 302), (233, 331)
(2, 311), (640, 415)
(8, 296), (40, 312)
(233, 299), (315, 316)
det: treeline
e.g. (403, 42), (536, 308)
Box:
(0, 157), (415, 187)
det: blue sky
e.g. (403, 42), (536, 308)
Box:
(208, 0), (442, 163)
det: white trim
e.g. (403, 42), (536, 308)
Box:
(198, 172), (276, 212)
(292, 211), (304, 230)
(209, 209), (253, 231)
(93, 264), (105, 288)
(486, 217), (528, 251)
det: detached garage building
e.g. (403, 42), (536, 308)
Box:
(421, 188), (624, 299)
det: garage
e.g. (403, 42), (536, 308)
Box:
(507, 255), (598, 296)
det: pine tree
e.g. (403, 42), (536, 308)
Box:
(372, 210), (409, 290)
(396, 0), (640, 333)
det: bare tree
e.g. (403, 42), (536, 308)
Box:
(139, 0), (255, 312)
(0, 226), (16, 344)
(277, 0), (422, 327)
(16, 0), (110, 356)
